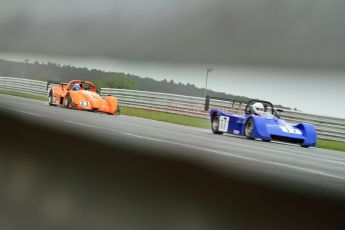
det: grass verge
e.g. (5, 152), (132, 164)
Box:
(1, 89), (344, 152)
(120, 106), (210, 129)
(316, 139), (345, 152)
(0, 89), (46, 101)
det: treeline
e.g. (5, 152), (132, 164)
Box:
(94, 76), (252, 102)
(0, 59), (290, 108)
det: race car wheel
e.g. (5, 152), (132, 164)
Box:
(211, 113), (223, 135)
(48, 90), (55, 106)
(64, 94), (73, 109)
(245, 118), (255, 140)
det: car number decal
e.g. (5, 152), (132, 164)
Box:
(219, 116), (229, 132)
(80, 100), (90, 107)
(280, 126), (302, 135)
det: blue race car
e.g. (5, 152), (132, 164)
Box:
(210, 100), (316, 147)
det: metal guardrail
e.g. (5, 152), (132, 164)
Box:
(101, 88), (209, 118)
(0, 76), (47, 96)
(0, 76), (344, 142)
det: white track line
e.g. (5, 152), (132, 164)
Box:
(124, 133), (345, 182)
(64, 120), (98, 128)
(18, 111), (43, 117)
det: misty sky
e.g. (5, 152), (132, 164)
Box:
(0, 0), (344, 117)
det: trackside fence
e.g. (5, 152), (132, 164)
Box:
(0, 76), (344, 142)
(0, 76), (47, 96)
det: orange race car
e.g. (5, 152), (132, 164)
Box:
(47, 80), (119, 115)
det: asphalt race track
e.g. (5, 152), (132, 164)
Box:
(1, 94), (345, 229)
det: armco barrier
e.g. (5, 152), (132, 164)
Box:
(0, 76), (47, 96)
(0, 76), (344, 142)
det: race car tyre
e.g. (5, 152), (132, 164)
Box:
(211, 113), (223, 135)
(301, 144), (309, 148)
(48, 90), (56, 106)
(262, 139), (271, 142)
(64, 93), (73, 109)
(245, 118), (255, 140)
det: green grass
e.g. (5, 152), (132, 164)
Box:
(0, 89), (46, 101)
(1, 89), (344, 152)
(120, 106), (210, 129)
(316, 139), (345, 152)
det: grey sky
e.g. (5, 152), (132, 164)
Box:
(0, 0), (344, 117)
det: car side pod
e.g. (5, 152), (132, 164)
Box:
(104, 96), (119, 114)
(295, 123), (317, 147)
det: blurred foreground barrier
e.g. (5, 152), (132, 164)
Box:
(0, 76), (344, 142)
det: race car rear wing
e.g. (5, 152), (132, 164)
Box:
(205, 96), (285, 117)
(204, 95), (245, 111)
(46, 80), (67, 91)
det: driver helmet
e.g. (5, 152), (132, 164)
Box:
(252, 102), (264, 115)
(72, 83), (80, 91)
